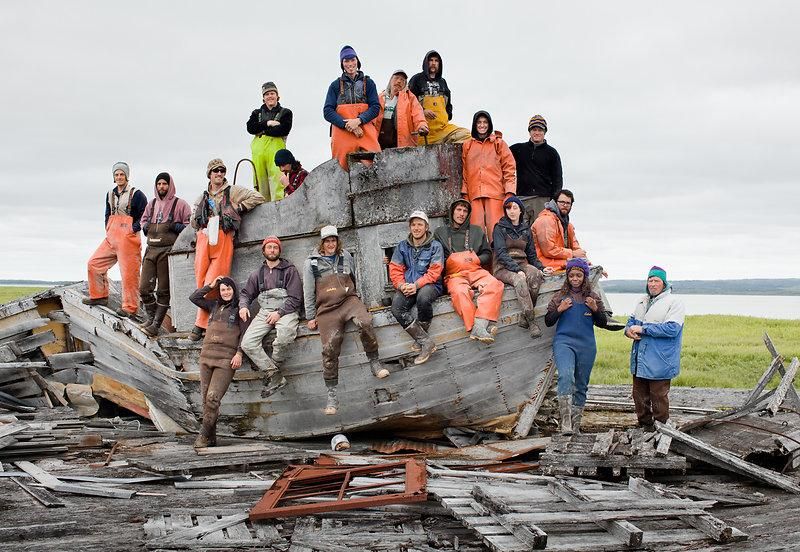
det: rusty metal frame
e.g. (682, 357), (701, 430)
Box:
(249, 459), (427, 520)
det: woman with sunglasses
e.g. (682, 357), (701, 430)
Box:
(189, 158), (265, 341)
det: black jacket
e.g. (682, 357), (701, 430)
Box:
(246, 103), (293, 137)
(433, 200), (492, 265)
(408, 50), (453, 121)
(492, 216), (544, 273)
(509, 140), (563, 198)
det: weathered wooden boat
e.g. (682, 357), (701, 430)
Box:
(3, 144), (609, 440)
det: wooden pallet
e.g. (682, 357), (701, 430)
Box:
(539, 429), (686, 477)
(428, 471), (746, 551)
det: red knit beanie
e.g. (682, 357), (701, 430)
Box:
(262, 235), (281, 253)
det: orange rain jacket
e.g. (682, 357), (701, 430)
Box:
(532, 203), (583, 271)
(461, 131), (516, 200)
(374, 89), (427, 148)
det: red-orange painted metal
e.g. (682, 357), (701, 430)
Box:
(248, 459), (427, 520)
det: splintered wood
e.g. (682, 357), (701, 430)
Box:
(539, 429), (687, 477)
(427, 470), (747, 551)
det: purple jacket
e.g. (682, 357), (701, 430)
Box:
(239, 259), (303, 317)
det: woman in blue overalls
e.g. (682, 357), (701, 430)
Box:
(545, 258), (607, 434)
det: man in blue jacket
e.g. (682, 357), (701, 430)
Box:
(624, 266), (685, 431)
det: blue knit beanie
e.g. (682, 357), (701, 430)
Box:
(339, 45), (360, 69)
(566, 257), (590, 279)
(503, 195), (525, 213)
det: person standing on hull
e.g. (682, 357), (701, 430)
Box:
(274, 149), (307, 197)
(545, 258), (607, 434)
(433, 199), (504, 344)
(408, 50), (470, 145)
(190, 276), (247, 448)
(510, 114), (563, 223)
(84, 162), (147, 318)
(190, 158), (265, 341)
(323, 45), (381, 170)
(247, 81), (293, 202)
(492, 196), (554, 338)
(624, 266), (685, 432)
(374, 69), (429, 150)
(462, 110), (516, 240)
(239, 236), (303, 394)
(138, 172), (191, 336)
(303, 226), (389, 416)
(388, 211), (443, 364)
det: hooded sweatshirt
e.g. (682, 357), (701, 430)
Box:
(461, 111), (516, 200)
(408, 50), (453, 120)
(532, 199), (582, 270)
(239, 258), (303, 316)
(433, 200), (492, 264)
(389, 231), (444, 293)
(492, 215), (544, 273)
(140, 173), (192, 237)
(323, 70), (380, 129)
(509, 139), (563, 198)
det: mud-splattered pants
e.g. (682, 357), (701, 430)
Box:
(316, 295), (378, 385)
(199, 364), (234, 439)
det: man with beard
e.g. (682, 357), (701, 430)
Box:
(247, 82), (293, 201)
(239, 236), (303, 394)
(139, 172), (191, 336)
(408, 50), (470, 144)
(323, 45), (381, 169)
(388, 211), (443, 364)
(373, 69), (428, 149)
(510, 114), (563, 222)
(532, 189), (588, 271)
(433, 199), (503, 343)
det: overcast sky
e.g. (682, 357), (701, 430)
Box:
(2, 1), (798, 281)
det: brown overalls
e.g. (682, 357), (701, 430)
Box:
(140, 200), (178, 305)
(493, 235), (544, 313)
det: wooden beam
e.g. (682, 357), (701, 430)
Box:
(628, 477), (747, 543)
(512, 358), (555, 439)
(10, 330), (56, 355)
(766, 358), (799, 416)
(743, 355), (784, 406)
(0, 361), (48, 371)
(656, 422), (800, 493)
(48, 351), (94, 371)
(14, 460), (135, 499)
(764, 333), (800, 409)
(0, 318), (49, 340)
(11, 476), (66, 507)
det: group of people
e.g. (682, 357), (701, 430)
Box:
(82, 45), (685, 447)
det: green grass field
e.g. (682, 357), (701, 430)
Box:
(593, 315), (800, 388)
(0, 286), (47, 305)
(0, 286), (796, 389)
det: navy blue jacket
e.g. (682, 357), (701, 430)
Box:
(104, 187), (147, 233)
(323, 72), (380, 129)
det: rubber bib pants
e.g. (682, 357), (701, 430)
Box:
(251, 134), (286, 202)
(444, 251), (504, 332)
(331, 103), (381, 170)
(417, 96), (470, 145)
(194, 230), (235, 329)
(87, 214), (142, 314)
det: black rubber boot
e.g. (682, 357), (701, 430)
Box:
(82, 297), (108, 307)
(140, 300), (157, 327)
(143, 303), (168, 337)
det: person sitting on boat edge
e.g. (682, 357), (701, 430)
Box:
(373, 69), (429, 150)
(545, 258), (607, 434)
(492, 196), (554, 338)
(190, 276), (247, 449)
(510, 114), (563, 223)
(462, 110), (516, 241)
(274, 149), (307, 197)
(247, 81), (293, 202)
(532, 189), (587, 271)
(388, 210), (443, 365)
(303, 226), (390, 416)
(624, 266), (685, 432)
(433, 199), (504, 344)
(189, 158), (265, 341)
(139, 172), (192, 337)
(408, 50), (470, 144)
(323, 45), (381, 170)
(83, 162), (147, 318)
(239, 236), (303, 395)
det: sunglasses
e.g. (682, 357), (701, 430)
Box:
(211, 168), (226, 174)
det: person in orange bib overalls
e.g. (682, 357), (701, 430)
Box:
(189, 158), (265, 341)
(84, 161), (148, 318)
(461, 110), (517, 241)
(433, 199), (504, 344)
(323, 45), (381, 170)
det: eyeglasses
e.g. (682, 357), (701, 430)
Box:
(556, 200), (572, 206)
(211, 168), (226, 174)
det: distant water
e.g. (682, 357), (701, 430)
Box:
(605, 294), (800, 320)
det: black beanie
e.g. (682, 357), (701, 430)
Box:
(274, 149), (296, 166)
(155, 172), (170, 184)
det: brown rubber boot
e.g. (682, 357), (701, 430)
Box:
(469, 318), (495, 344)
(367, 351), (390, 379)
(404, 320), (436, 365)
(82, 297), (108, 306)
(572, 405), (583, 434)
(323, 383), (339, 415)
(558, 395), (573, 435)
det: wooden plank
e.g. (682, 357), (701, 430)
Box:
(548, 479), (643, 547)
(502, 507), (709, 524)
(11, 476), (66, 507)
(0, 361), (48, 371)
(657, 422), (800, 493)
(0, 318), (49, 340)
(195, 515), (227, 542)
(591, 430), (615, 457)
(539, 452), (686, 470)
(512, 358), (555, 439)
(628, 477), (748, 543)
(10, 329), (57, 355)
(14, 460), (135, 499)
(766, 357), (799, 415)
(744, 355), (784, 406)
(0, 421), (28, 439)
(156, 513), (249, 545)
(48, 351), (94, 371)
(470, 487), (548, 549)
(0, 344), (16, 362)
(655, 432), (672, 457)
(0, 520), (78, 540)
(764, 333), (800, 409)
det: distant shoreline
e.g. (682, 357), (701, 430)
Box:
(603, 278), (800, 296)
